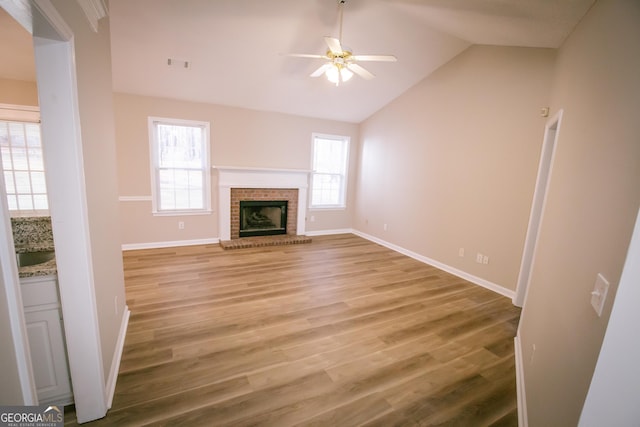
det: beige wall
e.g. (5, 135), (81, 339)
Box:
(518, 0), (640, 425)
(356, 45), (555, 291)
(51, 0), (127, 382)
(114, 93), (359, 245)
(0, 78), (37, 106)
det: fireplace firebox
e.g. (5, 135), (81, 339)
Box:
(239, 200), (288, 237)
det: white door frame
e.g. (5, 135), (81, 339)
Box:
(514, 109), (564, 307)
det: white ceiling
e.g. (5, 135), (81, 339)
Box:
(2, 0), (594, 123)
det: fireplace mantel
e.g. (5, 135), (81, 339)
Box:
(213, 166), (310, 241)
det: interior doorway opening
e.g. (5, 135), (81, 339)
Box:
(514, 109), (563, 307)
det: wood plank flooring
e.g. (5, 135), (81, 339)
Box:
(64, 234), (520, 426)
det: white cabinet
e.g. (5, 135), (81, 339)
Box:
(21, 275), (73, 406)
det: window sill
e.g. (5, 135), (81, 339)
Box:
(9, 210), (51, 218)
(152, 210), (213, 217)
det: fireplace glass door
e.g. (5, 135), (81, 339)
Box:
(239, 200), (287, 237)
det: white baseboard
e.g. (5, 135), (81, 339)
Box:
(514, 335), (528, 427)
(105, 306), (130, 409)
(122, 238), (220, 251)
(305, 228), (353, 237)
(352, 229), (515, 300)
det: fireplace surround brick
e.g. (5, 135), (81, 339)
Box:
(230, 188), (298, 239)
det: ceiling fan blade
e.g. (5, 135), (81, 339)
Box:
(352, 54), (397, 62)
(310, 63), (332, 78)
(283, 53), (328, 59)
(348, 63), (375, 80)
(324, 37), (344, 55)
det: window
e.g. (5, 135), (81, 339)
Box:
(310, 133), (349, 208)
(148, 117), (211, 214)
(0, 116), (49, 213)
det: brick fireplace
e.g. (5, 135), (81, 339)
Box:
(231, 188), (298, 239)
(215, 166), (309, 241)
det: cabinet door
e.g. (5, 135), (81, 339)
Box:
(25, 309), (72, 403)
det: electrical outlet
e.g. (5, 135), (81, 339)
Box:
(458, 248), (465, 257)
(178, 221), (185, 230)
(591, 273), (610, 317)
(383, 223), (388, 231)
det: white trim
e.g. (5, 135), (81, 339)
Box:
(515, 335), (528, 427)
(213, 165), (311, 174)
(310, 133), (350, 209)
(122, 238), (219, 251)
(75, 0), (107, 32)
(148, 117), (211, 215)
(118, 196), (152, 202)
(353, 229), (515, 299)
(306, 228), (352, 236)
(105, 306), (129, 409)
(514, 109), (563, 307)
(32, 2), (108, 422)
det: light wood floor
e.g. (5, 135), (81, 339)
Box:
(65, 234), (520, 426)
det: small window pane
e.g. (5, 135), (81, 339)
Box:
(4, 171), (14, 193)
(9, 123), (26, 146)
(7, 195), (17, 210)
(17, 194), (33, 210)
(33, 195), (48, 210)
(31, 171), (47, 193)
(1, 147), (11, 169)
(11, 147), (28, 170)
(14, 171), (31, 194)
(29, 149), (44, 171)
(26, 124), (41, 147)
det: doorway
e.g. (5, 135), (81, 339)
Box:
(514, 109), (563, 307)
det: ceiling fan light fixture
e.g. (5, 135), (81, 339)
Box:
(326, 65), (340, 84)
(325, 63), (353, 86)
(340, 66), (353, 82)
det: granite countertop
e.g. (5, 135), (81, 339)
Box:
(15, 241), (57, 278)
(14, 242), (55, 254)
(19, 259), (57, 278)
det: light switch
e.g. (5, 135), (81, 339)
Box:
(590, 273), (610, 317)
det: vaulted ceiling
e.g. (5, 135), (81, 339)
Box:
(2, 0), (595, 123)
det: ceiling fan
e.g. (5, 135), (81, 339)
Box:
(285, 0), (397, 86)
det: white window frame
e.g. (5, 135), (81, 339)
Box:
(148, 117), (211, 216)
(310, 133), (350, 209)
(0, 104), (49, 217)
